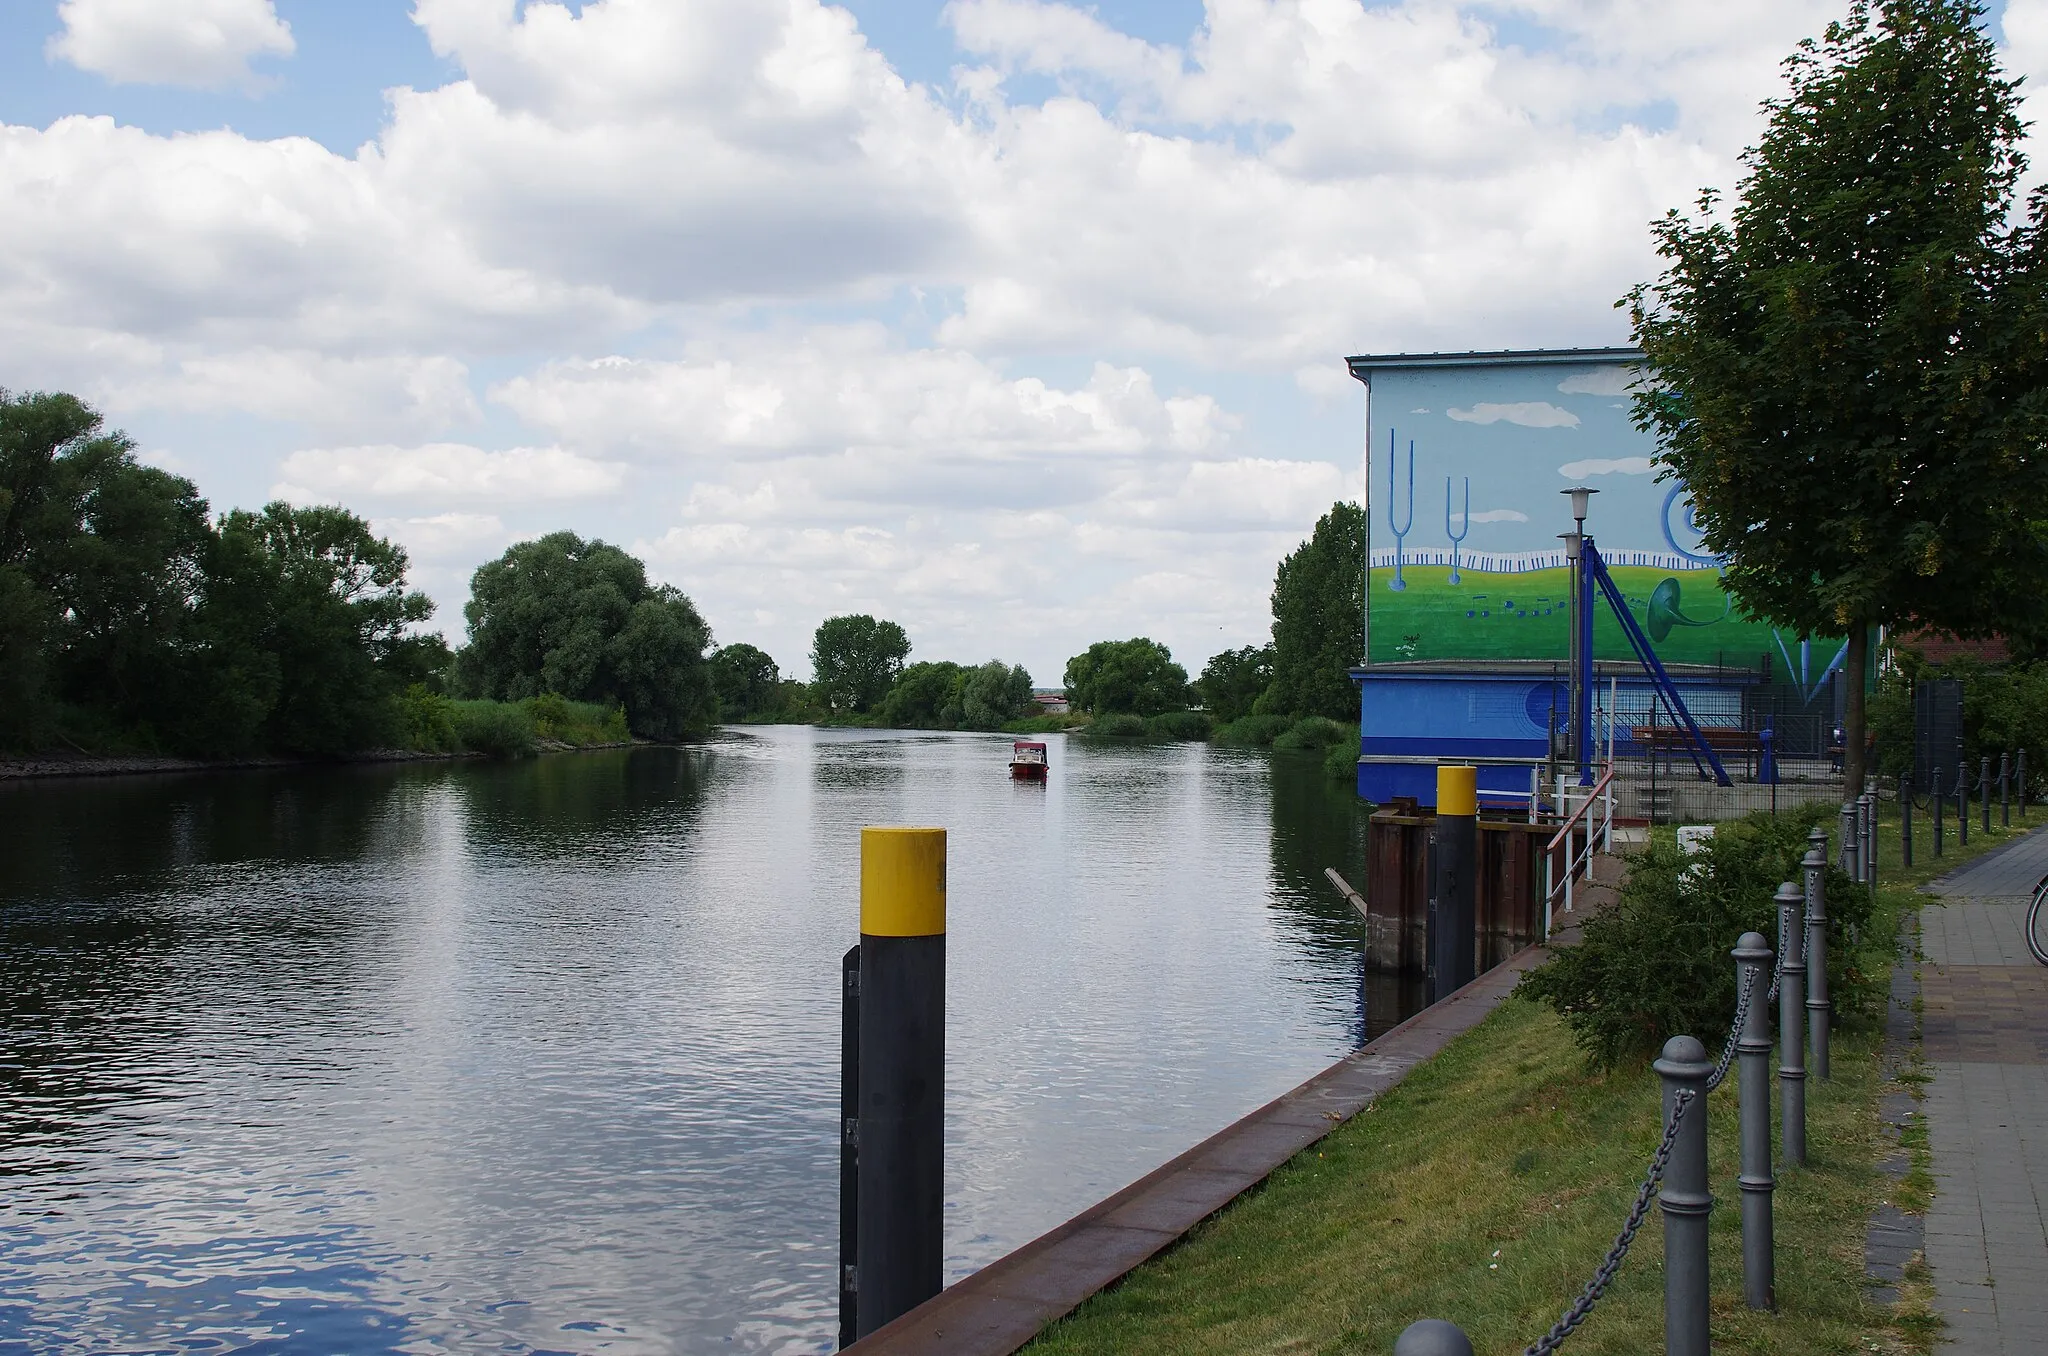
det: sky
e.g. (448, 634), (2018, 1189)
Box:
(6, 0), (2048, 687)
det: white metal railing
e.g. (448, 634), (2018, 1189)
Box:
(1543, 764), (1617, 939)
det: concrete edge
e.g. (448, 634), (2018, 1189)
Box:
(844, 944), (1550, 1356)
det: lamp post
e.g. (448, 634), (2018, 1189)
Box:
(1562, 487), (1598, 784)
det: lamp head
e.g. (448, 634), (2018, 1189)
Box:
(1558, 530), (1581, 561)
(1563, 485), (1597, 524)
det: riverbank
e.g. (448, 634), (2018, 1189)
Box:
(0, 739), (638, 781)
(1017, 807), (2016, 1355)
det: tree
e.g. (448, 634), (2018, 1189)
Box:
(1197, 644), (1274, 724)
(879, 660), (965, 727)
(811, 614), (910, 713)
(709, 643), (782, 720)
(1063, 638), (1189, 715)
(961, 660), (1033, 729)
(1265, 502), (1364, 721)
(1627, 0), (2048, 791)
(459, 532), (714, 740)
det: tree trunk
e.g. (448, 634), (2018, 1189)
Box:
(1842, 621), (1869, 793)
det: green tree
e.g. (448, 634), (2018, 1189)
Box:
(458, 532), (714, 740)
(961, 660), (1033, 729)
(1197, 643), (1274, 724)
(811, 614), (910, 713)
(1626, 0), (2048, 792)
(879, 660), (965, 728)
(709, 642), (782, 720)
(1063, 638), (1189, 715)
(1265, 502), (1364, 721)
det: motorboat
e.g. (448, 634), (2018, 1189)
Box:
(1009, 740), (1048, 780)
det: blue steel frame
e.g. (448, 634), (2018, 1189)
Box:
(1587, 537), (1733, 787)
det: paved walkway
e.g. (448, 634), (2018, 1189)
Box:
(1920, 829), (2048, 1354)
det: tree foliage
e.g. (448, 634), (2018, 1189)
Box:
(1626, 0), (2048, 790)
(1266, 502), (1364, 721)
(961, 660), (1033, 729)
(810, 614), (910, 713)
(457, 532), (714, 740)
(1197, 644), (1274, 724)
(1063, 638), (1189, 715)
(708, 643), (782, 720)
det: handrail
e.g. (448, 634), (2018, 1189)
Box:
(1543, 764), (1616, 938)
(1546, 764), (1616, 855)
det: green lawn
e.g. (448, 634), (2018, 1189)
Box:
(1024, 802), (2024, 1355)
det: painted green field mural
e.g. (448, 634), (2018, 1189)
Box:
(1366, 565), (1781, 666)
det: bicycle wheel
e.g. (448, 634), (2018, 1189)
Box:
(2029, 876), (2048, 967)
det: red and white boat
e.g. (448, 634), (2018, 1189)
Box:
(1009, 741), (1048, 780)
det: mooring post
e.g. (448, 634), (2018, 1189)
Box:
(1839, 801), (1859, 882)
(1734, 931), (1775, 1310)
(839, 946), (861, 1347)
(1932, 766), (1944, 857)
(1777, 881), (1807, 1167)
(1392, 1319), (1474, 1356)
(1657, 1034), (1714, 1356)
(1959, 762), (1969, 847)
(1981, 756), (1992, 835)
(2000, 752), (2011, 827)
(1428, 765), (1478, 1002)
(1902, 772), (1914, 868)
(1804, 841), (1830, 1081)
(853, 826), (947, 1340)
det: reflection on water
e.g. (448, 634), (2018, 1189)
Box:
(0, 730), (1416, 1354)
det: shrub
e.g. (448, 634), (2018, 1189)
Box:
(1144, 709), (1213, 740)
(1212, 712), (1293, 746)
(1515, 805), (1872, 1069)
(1086, 712), (1149, 739)
(393, 684), (459, 753)
(1322, 740), (1359, 784)
(450, 700), (537, 758)
(1272, 715), (1351, 751)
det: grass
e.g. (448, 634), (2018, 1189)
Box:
(1024, 793), (2031, 1355)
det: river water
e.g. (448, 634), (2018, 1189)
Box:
(0, 728), (1417, 1355)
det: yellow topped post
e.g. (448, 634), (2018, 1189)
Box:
(1436, 765), (1477, 817)
(860, 827), (947, 937)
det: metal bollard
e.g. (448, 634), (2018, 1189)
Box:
(1657, 1035), (1714, 1356)
(1982, 755), (1992, 835)
(1734, 932), (1775, 1310)
(1933, 766), (1944, 857)
(839, 947), (861, 1348)
(1392, 1319), (1474, 1356)
(1861, 791), (1876, 886)
(1902, 772), (1914, 868)
(1804, 843), (1830, 1081)
(1428, 766), (1478, 1003)
(851, 827), (948, 1340)
(1777, 881), (1807, 1167)
(2001, 752), (2011, 827)
(1839, 801), (1859, 881)
(2021, 749), (2030, 819)
(1959, 762), (1969, 846)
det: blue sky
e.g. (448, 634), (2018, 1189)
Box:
(4, 0), (2042, 681)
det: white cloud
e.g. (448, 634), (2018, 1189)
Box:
(1556, 366), (1639, 397)
(1448, 401), (1581, 428)
(1466, 508), (1528, 523)
(49, 0), (294, 91)
(275, 444), (625, 505)
(1557, 456), (1654, 477)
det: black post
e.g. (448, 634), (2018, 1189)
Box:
(2001, 752), (2011, 828)
(1959, 762), (1969, 846)
(2021, 749), (2030, 819)
(854, 827), (947, 1340)
(1902, 772), (1914, 868)
(1428, 766), (1478, 1002)
(1933, 766), (1944, 857)
(839, 946), (861, 1348)
(1982, 755), (1992, 835)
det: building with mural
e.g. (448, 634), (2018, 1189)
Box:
(1344, 348), (1846, 806)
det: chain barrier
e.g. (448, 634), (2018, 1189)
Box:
(1705, 962), (1758, 1093)
(1521, 1089), (1694, 1356)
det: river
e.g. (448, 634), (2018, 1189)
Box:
(0, 727), (1418, 1354)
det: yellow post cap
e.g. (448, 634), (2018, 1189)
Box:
(860, 826), (947, 937)
(1437, 765), (1477, 817)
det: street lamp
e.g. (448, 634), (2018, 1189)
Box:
(1561, 488), (1599, 784)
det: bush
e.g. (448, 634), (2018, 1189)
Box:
(1515, 805), (1873, 1070)
(1272, 715), (1352, 751)
(520, 692), (627, 745)
(450, 700), (538, 758)
(1212, 712), (1293, 746)
(1086, 712), (1150, 739)
(1322, 740), (1359, 784)
(1144, 709), (1213, 740)
(393, 684), (459, 753)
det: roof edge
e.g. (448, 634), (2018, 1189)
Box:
(1345, 347), (1646, 382)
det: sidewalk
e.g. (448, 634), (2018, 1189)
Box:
(1920, 829), (2048, 1354)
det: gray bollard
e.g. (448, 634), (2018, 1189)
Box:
(1982, 756), (1993, 835)
(1959, 762), (1969, 846)
(1392, 1319), (1474, 1356)
(1734, 932), (1775, 1310)
(1777, 881), (1807, 1167)
(1863, 790), (1877, 886)
(1839, 801), (1859, 881)
(1656, 1035), (1714, 1356)
(1902, 772), (1914, 868)
(1933, 766), (1944, 857)
(1804, 844), (1830, 1081)
(2001, 752), (2011, 827)
(2021, 749), (2030, 819)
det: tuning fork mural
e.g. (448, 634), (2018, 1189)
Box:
(1383, 429), (1469, 589)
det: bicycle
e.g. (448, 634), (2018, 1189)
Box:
(2030, 872), (2048, 966)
